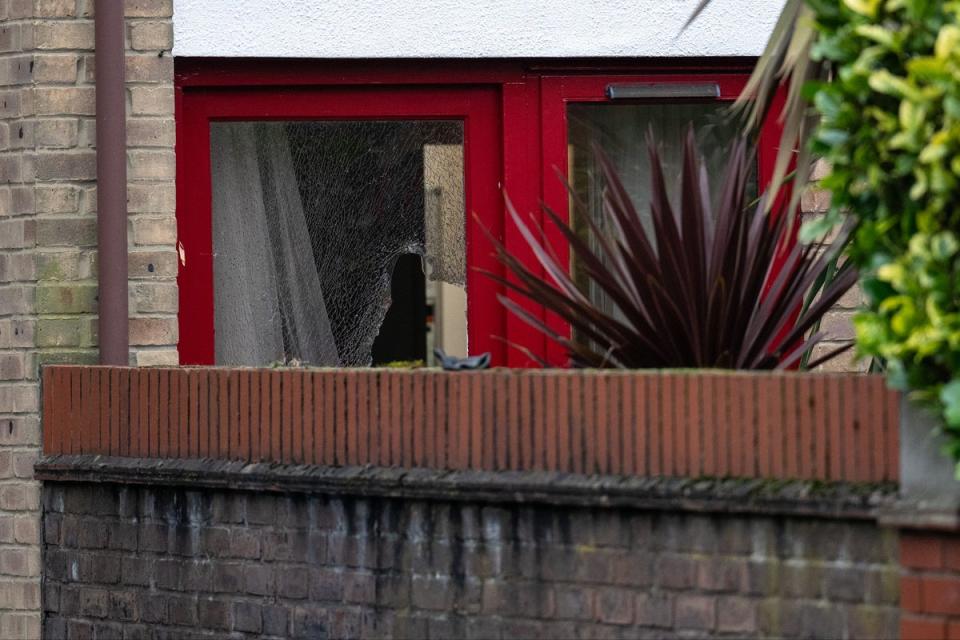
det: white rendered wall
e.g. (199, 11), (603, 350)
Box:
(172, 0), (784, 59)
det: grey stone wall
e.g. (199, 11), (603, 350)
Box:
(40, 481), (899, 639)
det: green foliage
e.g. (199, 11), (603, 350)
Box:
(805, 0), (960, 458)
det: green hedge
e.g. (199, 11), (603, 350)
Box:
(806, 0), (960, 464)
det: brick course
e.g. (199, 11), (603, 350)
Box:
(804, 159), (867, 373)
(41, 481), (899, 639)
(0, 5), (42, 636)
(900, 530), (960, 639)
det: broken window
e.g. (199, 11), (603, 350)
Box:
(210, 121), (467, 367)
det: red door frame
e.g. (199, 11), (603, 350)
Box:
(176, 85), (506, 365)
(538, 73), (787, 365)
(175, 59), (774, 368)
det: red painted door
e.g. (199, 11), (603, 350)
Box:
(538, 74), (790, 365)
(177, 85), (505, 366)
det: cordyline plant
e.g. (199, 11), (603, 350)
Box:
(485, 131), (858, 370)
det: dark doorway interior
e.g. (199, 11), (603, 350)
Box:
(371, 254), (427, 364)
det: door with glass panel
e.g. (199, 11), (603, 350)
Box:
(540, 75), (784, 360)
(177, 87), (503, 367)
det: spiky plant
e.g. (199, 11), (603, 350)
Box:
(485, 131), (857, 370)
(687, 0), (823, 213)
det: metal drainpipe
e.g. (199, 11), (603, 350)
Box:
(94, 0), (129, 365)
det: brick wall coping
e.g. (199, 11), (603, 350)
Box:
(879, 497), (960, 531)
(42, 366), (901, 484)
(35, 454), (895, 521)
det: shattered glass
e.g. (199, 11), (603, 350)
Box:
(211, 120), (466, 367)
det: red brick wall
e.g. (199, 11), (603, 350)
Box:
(41, 366), (902, 484)
(900, 530), (960, 639)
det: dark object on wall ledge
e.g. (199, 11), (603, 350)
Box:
(434, 348), (490, 371)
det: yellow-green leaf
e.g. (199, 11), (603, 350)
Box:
(855, 24), (898, 49)
(931, 231), (960, 259)
(869, 69), (923, 101)
(844, 0), (880, 17)
(891, 305), (918, 335)
(919, 131), (951, 163)
(936, 25), (960, 60)
(899, 100), (925, 131)
(878, 263), (907, 285)
(907, 56), (949, 80)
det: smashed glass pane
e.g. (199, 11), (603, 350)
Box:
(211, 121), (467, 367)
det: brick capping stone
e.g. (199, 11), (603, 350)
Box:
(880, 498), (960, 532)
(35, 454), (896, 520)
(41, 366), (903, 484)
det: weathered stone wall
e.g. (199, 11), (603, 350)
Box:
(41, 480), (899, 639)
(0, 1), (176, 635)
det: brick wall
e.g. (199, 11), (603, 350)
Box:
(0, 3), (43, 636)
(899, 530), (960, 639)
(19, 0), (180, 373)
(804, 159), (865, 373)
(122, 0), (178, 366)
(0, 1), (177, 635)
(40, 481), (899, 639)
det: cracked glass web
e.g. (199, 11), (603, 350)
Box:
(210, 120), (466, 367)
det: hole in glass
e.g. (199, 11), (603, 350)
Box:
(210, 121), (467, 367)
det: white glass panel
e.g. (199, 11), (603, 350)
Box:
(567, 103), (755, 321)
